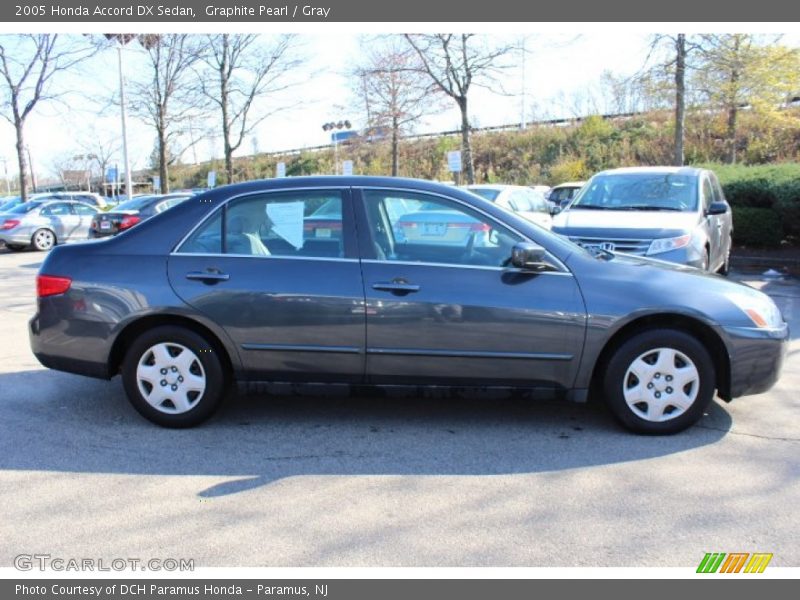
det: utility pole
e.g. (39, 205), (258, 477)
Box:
(118, 45), (133, 199)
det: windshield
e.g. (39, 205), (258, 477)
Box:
(571, 172), (698, 211)
(467, 188), (501, 202)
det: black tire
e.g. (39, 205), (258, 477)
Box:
(32, 228), (56, 251)
(121, 325), (226, 427)
(718, 240), (732, 276)
(603, 329), (716, 435)
(700, 248), (710, 272)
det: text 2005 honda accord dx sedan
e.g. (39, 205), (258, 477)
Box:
(29, 177), (788, 434)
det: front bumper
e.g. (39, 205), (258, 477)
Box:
(724, 322), (789, 398)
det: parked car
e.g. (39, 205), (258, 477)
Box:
(90, 193), (192, 238)
(547, 181), (586, 212)
(29, 191), (109, 210)
(30, 176), (786, 434)
(0, 196), (23, 213)
(0, 199), (98, 251)
(529, 184), (551, 197)
(552, 167), (733, 273)
(467, 184), (552, 229)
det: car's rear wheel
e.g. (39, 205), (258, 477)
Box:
(121, 326), (226, 427)
(32, 228), (56, 251)
(603, 329), (715, 434)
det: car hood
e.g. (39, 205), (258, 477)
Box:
(553, 209), (699, 234)
(568, 251), (785, 331)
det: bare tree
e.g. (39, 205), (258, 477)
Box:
(200, 34), (301, 184)
(354, 37), (441, 176)
(0, 34), (96, 200)
(643, 34), (703, 166)
(404, 34), (515, 184)
(127, 34), (206, 193)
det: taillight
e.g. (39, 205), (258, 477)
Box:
(119, 215), (141, 230)
(37, 275), (72, 298)
(1, 219), (20, 230)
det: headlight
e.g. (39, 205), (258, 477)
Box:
(726, 291), (784, 329)
(646, 234), (691, 256)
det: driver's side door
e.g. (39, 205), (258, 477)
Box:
(355, 188), (587, 389)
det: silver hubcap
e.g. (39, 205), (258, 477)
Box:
(136, 342), (206, 414)
(622, 347), (699, 422)
(35, 230), (54, 250)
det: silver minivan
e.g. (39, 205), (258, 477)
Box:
(552, 167), (733, 273)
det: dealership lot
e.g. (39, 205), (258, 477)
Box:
(0, 246), (798, 568)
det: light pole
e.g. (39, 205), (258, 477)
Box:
(322, 120), (352, 175)
(117, 44), (133, 200)
(0, 156), (9, 195)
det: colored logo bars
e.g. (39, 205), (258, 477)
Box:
(697, 552), (773, 573)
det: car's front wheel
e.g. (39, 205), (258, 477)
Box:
(121, 326), (226, 427)
(603, 329), (716, 434)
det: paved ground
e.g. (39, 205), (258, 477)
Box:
(0, 246), (797, 568)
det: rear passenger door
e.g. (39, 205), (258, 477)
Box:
(168, 187), (367, 382)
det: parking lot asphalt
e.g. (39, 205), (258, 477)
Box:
(0, 245), (798, 568)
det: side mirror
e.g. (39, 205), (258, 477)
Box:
(707, 201), (729, 216)
(511, 242), (551, 271)
(551, 206), (562, 215)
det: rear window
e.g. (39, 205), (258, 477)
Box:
(8, 202), (43, 214)
(468, 188), (501, 202)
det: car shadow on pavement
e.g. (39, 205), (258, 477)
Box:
(0, 369), (732, 497)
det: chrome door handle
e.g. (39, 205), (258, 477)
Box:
(372, 282), (420, 294)
(186, 271), (230, 283)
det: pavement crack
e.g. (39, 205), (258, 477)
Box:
(697, 424), (800, 442)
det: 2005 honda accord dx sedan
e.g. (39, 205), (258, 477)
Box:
(29, 177), (788, 434)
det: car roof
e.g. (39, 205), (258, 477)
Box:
(196, 176), (483, 197)
(551, 181), (586, 188)
(466, 184), (530, 192)
(594, 166), (705, 177)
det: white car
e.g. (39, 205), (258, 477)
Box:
(547, 181), (586, 212)
(466, 184), (552, 230)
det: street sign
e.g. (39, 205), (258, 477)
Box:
(207, 171), (216, 188)
(447, 150), (462, 172)
(152, 176), (161, 193)
(105, 167), (117, 184)
(276, 162), (286, 178)
(341, 160), (353, 176)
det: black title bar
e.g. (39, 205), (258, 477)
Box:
(4, 0), (800, 22)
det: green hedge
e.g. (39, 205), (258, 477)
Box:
(730, 206), (783, 248)
(702, 163), (800, 242)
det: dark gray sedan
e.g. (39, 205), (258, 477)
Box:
(29, 177), (788, 434)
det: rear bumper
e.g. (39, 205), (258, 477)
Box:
(724, 322), (789, 398)
(29, 312), (112, 380)
(0, 231), (32, 245)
